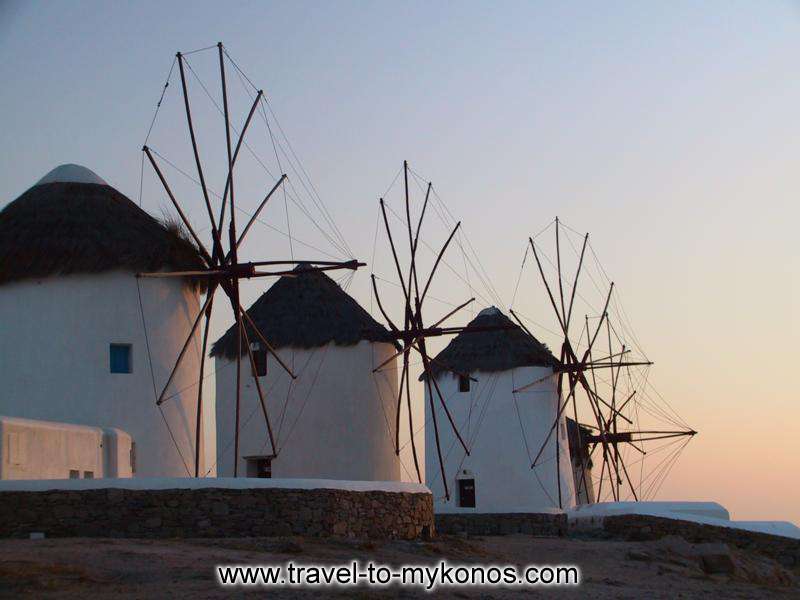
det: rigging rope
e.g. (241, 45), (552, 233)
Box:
(510, 241), (529, 309)
(219, 46), (355, 257)
(143, 57), (176, 146)
(146, 145), (344, 261)
(409, 167), (505, 306)
(380, 201), (497, 308)
(513, 217), (694, 502)
(179, 55), (351, 259)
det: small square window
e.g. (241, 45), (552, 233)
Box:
(83, 471), (94, 479)
(69, 470), (80, 479)
(110, 344), (132, 374)
(250, 344), (267, 377)
(458, 374), (470, 393)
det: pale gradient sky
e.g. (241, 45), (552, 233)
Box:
(1, 1), (798, 522)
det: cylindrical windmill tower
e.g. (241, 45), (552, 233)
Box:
(0, 164), (212, 478)
(211, 266), (401, 481)
(424, 306), (577, 513)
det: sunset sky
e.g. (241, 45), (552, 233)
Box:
(1, 2), (797, 523)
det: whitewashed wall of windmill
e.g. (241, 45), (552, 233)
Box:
(0, 271), (214, 478)
(214, 340), (416, 482)
(425, 366), (576, 513)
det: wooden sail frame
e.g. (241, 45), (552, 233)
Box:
(371, 161), (515, 500)
(513, 218), (696, 506)
(139, 43), (363, 477)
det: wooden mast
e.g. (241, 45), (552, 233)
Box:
(372, 161), (516, 501)
(140, 43), (364, 478)
(516, 218), (696, 503)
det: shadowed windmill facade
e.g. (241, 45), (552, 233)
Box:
(211, 267), (405, 481)
(0, 164), (212, 477)
(423, 306), (577, 512)
(566, 417), (595, 505)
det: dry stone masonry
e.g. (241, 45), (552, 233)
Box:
(0, 486), (434, 540)
(435, 512), (567, 536)
(600, 514), (800, 569)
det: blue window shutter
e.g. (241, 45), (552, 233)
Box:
(110, 344), (132, 374)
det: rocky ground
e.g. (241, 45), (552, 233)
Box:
(0, 533), (797, 598)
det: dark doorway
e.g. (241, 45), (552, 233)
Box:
(458, 478), (475, 508)
(251, 347), (267, 377)
(245, 456), (272, 478)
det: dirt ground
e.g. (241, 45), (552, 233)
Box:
(0, 534), (796, 598)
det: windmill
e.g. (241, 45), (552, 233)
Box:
(510, 218), (696, 506)
(370, 161), (514, 500)
(137, 43), (362, 477)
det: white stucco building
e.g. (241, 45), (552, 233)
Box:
(212, 267), (408, 481)
(0, 164), (214, 478)
(0, 415), (134, 480)
(424, 307), (576, 513)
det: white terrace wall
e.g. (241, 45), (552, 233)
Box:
(215, 340), (413, 482)
(425, 365), (576, 513)
(0, 416), (133, 479)
(0, 271), (214, 478)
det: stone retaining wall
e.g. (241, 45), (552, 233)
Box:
(435, 513), (566, 537)
(0, 487), (433, 540)
(600, 514), (800, 569)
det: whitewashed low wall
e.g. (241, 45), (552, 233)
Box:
(0, 477), (430, 494)
(0, 415), (132, 479)
(567, 500), (800, 540)
(569, 501), (731, 522)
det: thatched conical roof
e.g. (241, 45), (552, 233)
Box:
(0, 165), (205, 287)
(424, 306), (558, 379)
(211, 266), (394, 358)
